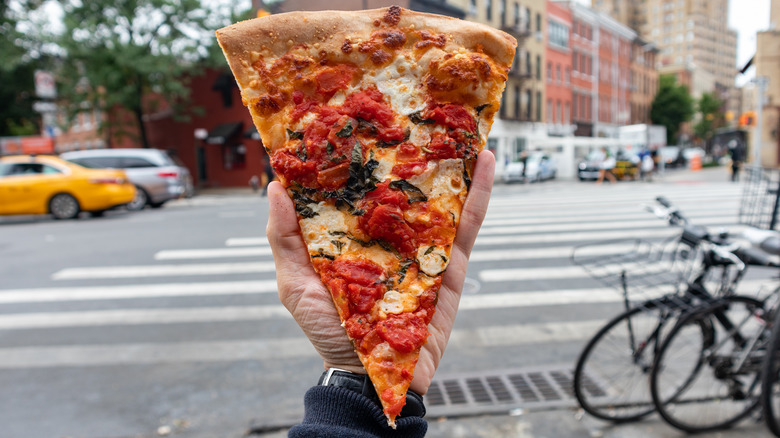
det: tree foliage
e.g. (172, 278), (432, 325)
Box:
(0, 1), (44, 137)
(693, 92), (724, 142)
(54, 0), (243, 148)
(650, 74), (694, 145)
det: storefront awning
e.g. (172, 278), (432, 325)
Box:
(206, 122), (243, 145)
(244, 125), (262, 141)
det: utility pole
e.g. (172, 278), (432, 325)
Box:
(753, 76), (769, 165)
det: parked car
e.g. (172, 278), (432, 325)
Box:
(504, 152), (557, 183)
(60, 149), (193, 210)
(660, 146), (686, 168)
(0, 155), (135, 219)
(578, 149), (640, 181)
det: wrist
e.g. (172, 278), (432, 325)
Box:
(318, 368), (426, 418)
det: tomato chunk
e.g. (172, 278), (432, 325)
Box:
(316, 64), (356, 96)
(377, 313), (428, 353)
(426, 103), (476, 133)
(271, 150), (318, 187)
(361, 204), (417, 256)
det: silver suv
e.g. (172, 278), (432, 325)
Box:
(60, 149), (193, 210)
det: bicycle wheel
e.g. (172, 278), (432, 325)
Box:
(574, 300), (682, 422)
(761, 302), (780, 437)
(651, 296), (766, 433)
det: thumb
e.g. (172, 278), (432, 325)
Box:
(266, 182), (311, 268)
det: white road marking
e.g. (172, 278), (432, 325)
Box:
(155, 247), (272, 260)
(478, 216), (735, 235)
(51, 262), (277, 280)
(0, 320), (604, 369)
(226, 237), (268, 247)
(0, 280), (279, 304)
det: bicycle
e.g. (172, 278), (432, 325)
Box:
(648, 230), (780, 433)
(572, 197), (773, 423)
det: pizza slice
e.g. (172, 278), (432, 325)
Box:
(216, 6), (515, 426)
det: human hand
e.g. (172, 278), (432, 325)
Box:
(266, 150), (495, 395)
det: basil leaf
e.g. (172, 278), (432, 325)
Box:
(335, 120), (353, 138)
(389, 179), (428, 203)
(287, 128), (304, 140)
(397, 260), (414, 284)
(296, 141), (307, 161)
(409, 111), (435, 125)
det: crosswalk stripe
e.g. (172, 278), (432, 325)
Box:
(155, 247), (273, 260)
(478, 216), (734, 235)
(481, 208), (736, 226)
(478, 266), (604, 282)
(469, 244), (635, 262)
(226, 237), (268, 247)
(487, 192), (741, 208)
(0, 320), (605, 369)
(475, 228), (679, 246)
(52, 262), (277, 280)
(0, 281), (279, 304)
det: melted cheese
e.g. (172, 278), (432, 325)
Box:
(377, 290), (419, 318)
(369, 55), (425, 116)
(416, 245), (450, 276)
(299, 202), (348, 256)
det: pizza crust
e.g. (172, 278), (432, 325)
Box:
(217, 8), (516, 90)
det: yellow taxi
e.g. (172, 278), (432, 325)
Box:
(0, 155), (136, 219)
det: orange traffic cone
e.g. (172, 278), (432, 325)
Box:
(690, 154), (702, 171)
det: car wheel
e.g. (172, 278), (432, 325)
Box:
(127, 186), (148, 211)
(550, 171), (556, 180)
(49, 193), (80, 220)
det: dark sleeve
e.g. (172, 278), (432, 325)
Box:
(288, 386), (428, 438)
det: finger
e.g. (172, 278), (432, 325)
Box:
(453, 150), (495, 258)
(266, 181), (313, 272)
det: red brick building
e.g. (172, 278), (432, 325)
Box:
(569, 3), (596, 137)
(55, 69), (264, 189)
(545, 0), (573, 136)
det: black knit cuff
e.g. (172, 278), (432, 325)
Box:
(288, 386), (428, 438)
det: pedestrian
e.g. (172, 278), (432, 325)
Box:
(249, 175), (260, 193)
(519, 149), (529, 182)
(639, 148), (655, 182)
(728, 139), (744, 182)
(266, 151), (494, 438)
(596, 147), (617, 184)
(260, 145), (275, 196)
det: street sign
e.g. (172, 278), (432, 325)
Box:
(33, 101), (57, 113)
(34, 70), (57, 99)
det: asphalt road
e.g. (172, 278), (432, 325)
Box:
(0, 168), (777, 438)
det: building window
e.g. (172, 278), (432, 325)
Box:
(525, 7), (531, 31)
(548, 19), (569, 49)
(536, 54), (541, 79)
(486, 0), (492, 21)
(514, 3), (520, 26)
(572, 91), (578, 119)
(556, 65), (561, 84)
(536, 12), (542, 36)
(224, 144), (247, 170)
(514, 85), (521, 118)
(500, 0), (506, 26)
(547, 62), (552, 82)
(536, 91), (542, 122)
(470, 0), (477, 15)
(526, 51), (531, 76)
(526, 89), (532, 120)
(573, 50), (578, 72)
(565, 66), (570, 84)
(500, 88), (506, 118)
(547, 98), (553, 122)
(564, 102), (570, 125)
(556, 100), (562, 124)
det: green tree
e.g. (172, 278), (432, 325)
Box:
(650, 74), (694, 145)
(0, 1), (43, 137)
(54, 0), (239, 148)
(693, 92), (724, 143)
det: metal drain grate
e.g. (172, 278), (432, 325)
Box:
(425, 365), (593, 418)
